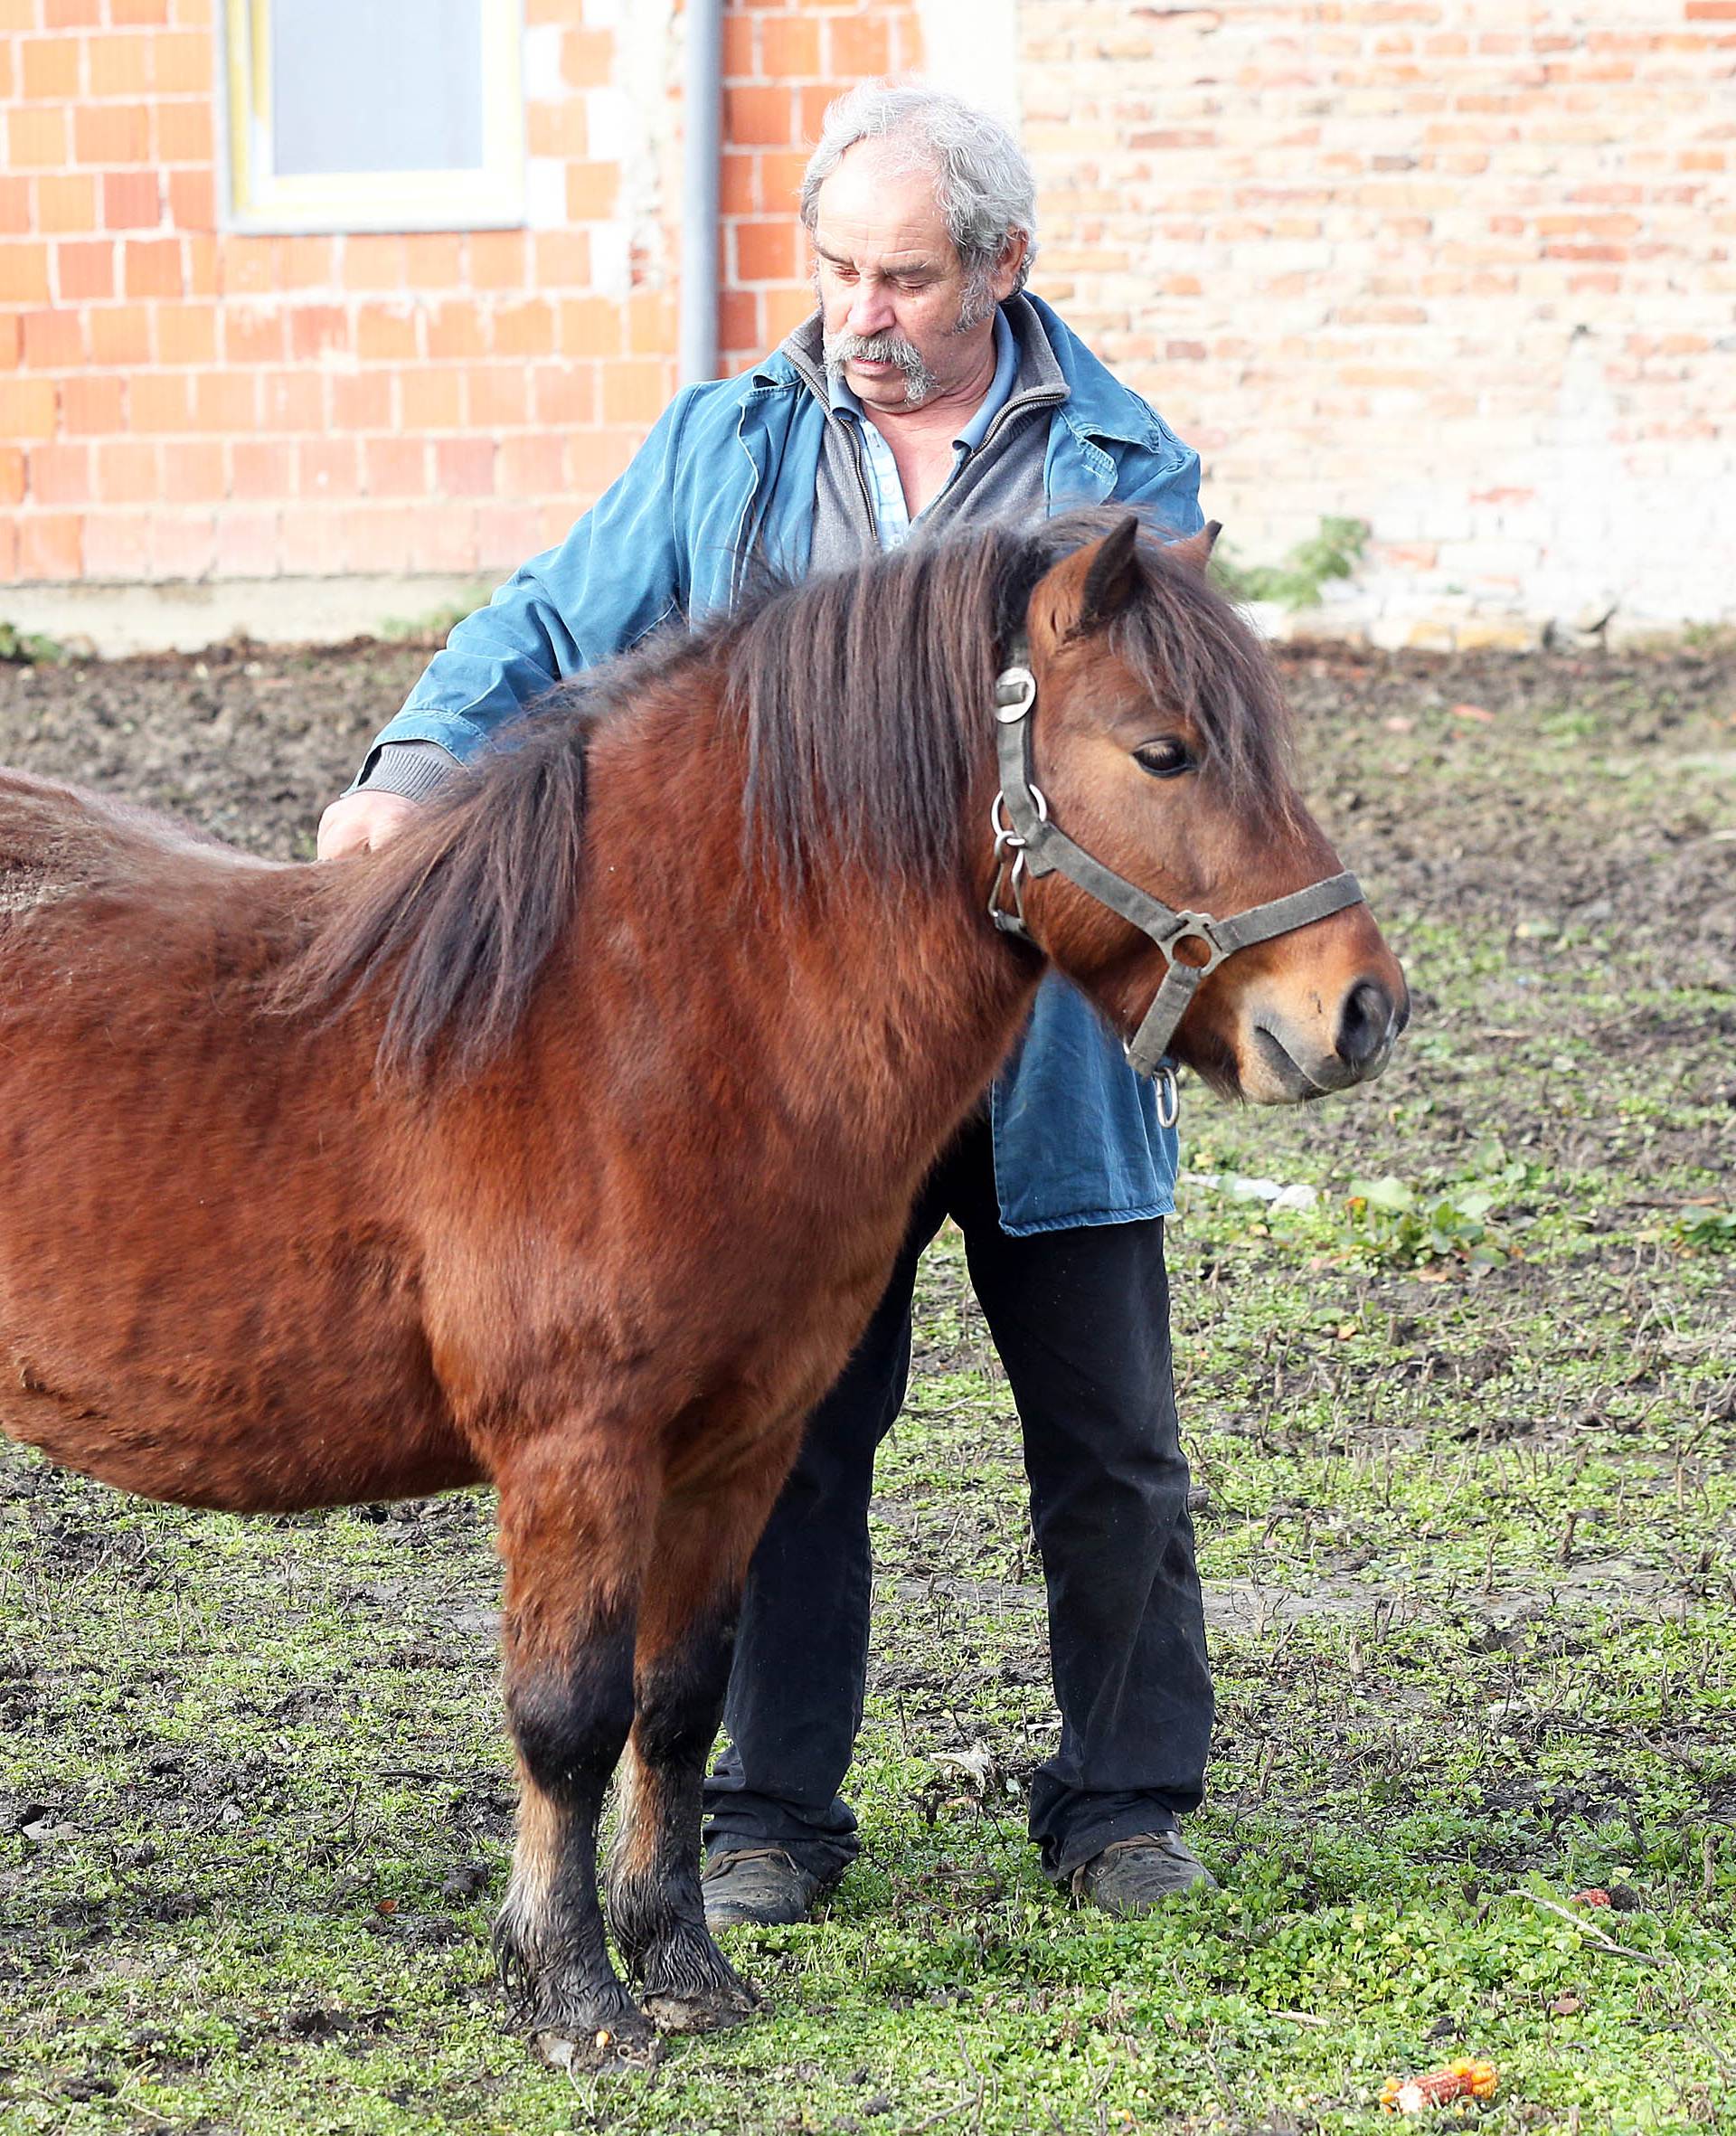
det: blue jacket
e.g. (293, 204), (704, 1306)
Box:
(369, 294), (1202, 1233)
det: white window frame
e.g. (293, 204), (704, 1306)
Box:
(220, 0), (525, 234)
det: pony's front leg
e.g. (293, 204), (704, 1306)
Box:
(606, 1454), (794, 2033)
(493, 1441), (657, 2073)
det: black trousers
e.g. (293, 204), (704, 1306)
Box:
(701, 1111), (1213, 1881)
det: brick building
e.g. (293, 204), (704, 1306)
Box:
(1, 0), (1731, 649)
(1023, 0), (1736, 647)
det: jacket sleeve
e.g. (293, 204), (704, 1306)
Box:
(357, 388), (701, 773)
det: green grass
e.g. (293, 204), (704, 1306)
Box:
(3, 644), (1734, 2132)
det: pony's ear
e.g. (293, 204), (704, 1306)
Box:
(1165, 521), (1222, 578)
(1028, 515), (1144, 648)
(1074, 515), (1143, 636)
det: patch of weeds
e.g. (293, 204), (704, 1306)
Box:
(0, 620), (68, 666)
(1338, 1155), (1545, 1271)
(1211, 515), (1370, 610)
(1670, 1209), (1736, 1254)
(377, 589), (493, 646)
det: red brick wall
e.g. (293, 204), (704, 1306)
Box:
(0, 0), (918, 591)
(718, 0), (922, 373)
(1022, 1), (1736, 638)
(16, 0), (1723, 634)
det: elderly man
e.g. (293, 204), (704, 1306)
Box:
(319, 83), (1216, 1924)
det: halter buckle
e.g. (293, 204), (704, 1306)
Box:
(994, 666), (1038, 723)
(989, 783), (1048, 940)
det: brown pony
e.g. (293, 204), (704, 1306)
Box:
(0, 515), (1405, 2071)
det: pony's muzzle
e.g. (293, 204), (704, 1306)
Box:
(1243, 970), (1409, 1101)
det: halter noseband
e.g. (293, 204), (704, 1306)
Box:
(987, 652), (1365, 1127)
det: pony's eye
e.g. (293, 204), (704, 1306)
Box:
(1135, 739), (1194, 780)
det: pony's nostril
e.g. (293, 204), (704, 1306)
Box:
(1336, 979), (1392, 1067)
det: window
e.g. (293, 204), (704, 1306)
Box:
(222, 0), (524, 233)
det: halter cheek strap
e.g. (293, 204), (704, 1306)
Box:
(987, 658), (1365, 1114)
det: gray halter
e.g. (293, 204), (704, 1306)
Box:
(987, 656), (1364, 1126)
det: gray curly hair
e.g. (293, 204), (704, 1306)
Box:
(799, 82), (1038, 303)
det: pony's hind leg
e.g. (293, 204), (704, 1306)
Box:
(493, 1442), (657, 2073)
(606, 1466), (790, 2033)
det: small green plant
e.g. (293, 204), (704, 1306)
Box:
(1466, 1140), (1551, 1197)
(1671, 1208), (1736, 1253)
(1340, 1173), (1507, 1269)
(0, 619), (67, 665)
(1210, 515), (1370, 611)
(379, 588), (492, 645)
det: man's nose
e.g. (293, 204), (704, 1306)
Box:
(847, 281), (894, 336)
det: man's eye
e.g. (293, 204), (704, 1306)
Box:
(1135, 739), (1194, 779)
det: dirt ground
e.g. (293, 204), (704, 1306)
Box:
(1, 629), (1733, 2133)
(4, 629), (1731, 953)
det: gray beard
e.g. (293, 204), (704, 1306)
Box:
(822, 329), (939, 410)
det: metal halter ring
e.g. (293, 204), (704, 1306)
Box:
(1154, 1063), (1180, 1130)
(1158, 916), (1228, 977)
(990, 784), (1047, 855)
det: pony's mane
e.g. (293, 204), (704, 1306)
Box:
(275, 507), (1290, 1082)
(726, 506), (1292, 884)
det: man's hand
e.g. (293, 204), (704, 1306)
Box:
(316, 789), (421, 861)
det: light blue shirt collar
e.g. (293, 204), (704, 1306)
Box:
(828, 308), (1019, 549)
(956, 307), (1020, 449)
(828, 307), (1018, 446)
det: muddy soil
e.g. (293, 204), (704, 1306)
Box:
(0, 638), (429, 861)
(2, 632), (1731, 930)
(1282, 642), (1736, 985)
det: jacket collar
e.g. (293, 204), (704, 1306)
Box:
(1020, 293), (1166, 449)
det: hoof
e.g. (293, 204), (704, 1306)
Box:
(643, 1982), (759, 2035)
(536, 2016), (662, 2076)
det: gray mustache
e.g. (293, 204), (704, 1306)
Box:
(827, 333), (923, 370)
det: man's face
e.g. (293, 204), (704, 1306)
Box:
(812, 142), (1024, 416)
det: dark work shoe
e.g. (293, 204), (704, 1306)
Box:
(701, 1847), (836, 1930)
(1069, 1830), (1218, 1916)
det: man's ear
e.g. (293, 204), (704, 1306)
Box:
(991, 230), (1029, 304)
(1165, 521), (1222, 579)
(1026, 515), (1144, 650)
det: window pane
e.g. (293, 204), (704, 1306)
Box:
(271, 0), (486, 175)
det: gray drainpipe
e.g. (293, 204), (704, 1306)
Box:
(677, 0), (724, 386)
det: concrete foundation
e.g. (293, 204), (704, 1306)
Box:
(0, 575), (1706, 665)
(0, 577), (494, 660)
